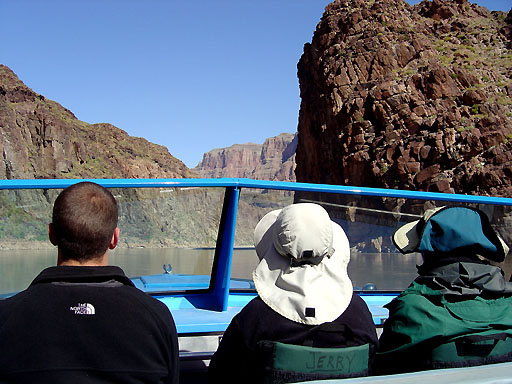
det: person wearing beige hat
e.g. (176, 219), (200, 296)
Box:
(209, 203), (378, 383)
(376, 206), (512, 375)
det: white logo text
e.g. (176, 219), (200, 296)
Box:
(70, 303), (96, 315)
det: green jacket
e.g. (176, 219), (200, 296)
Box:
(375, 262), (512, 374)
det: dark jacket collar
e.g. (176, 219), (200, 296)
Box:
(416, 253), (484, 274)
(30, 265), (135, 287)
(415, 259), (512, 296)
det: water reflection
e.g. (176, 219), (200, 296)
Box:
(0, 248), (215, 295)
(1, 248), (511, 296)
(348, 253), (423, 290)
(0, 249), (56, 294)
(109, 248), (215, 278)
(229, 250), (512, 291)
(229, 249), (424, 291)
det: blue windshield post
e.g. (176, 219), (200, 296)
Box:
(212, 186), (239, 311)
(186, 185), (240, 312)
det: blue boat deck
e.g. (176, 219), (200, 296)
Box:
(159, 291), (395, 335)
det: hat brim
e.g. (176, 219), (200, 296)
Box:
(253, 209), (353, 325)
(392, 219), (420, 254)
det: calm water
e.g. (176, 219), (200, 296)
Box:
(0, 248), (216, 295)
(230, 249), (427, 290)
(1, 248), (511, 295)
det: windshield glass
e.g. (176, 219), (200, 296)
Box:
(232, 188), (512, 291)
(0, 187), (224, 296)
(2, 185), (511, 296)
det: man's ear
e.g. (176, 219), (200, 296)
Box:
(48, 223), (58, 246)
(109, 227), (120, 250)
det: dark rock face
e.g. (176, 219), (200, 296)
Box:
(0, 65), (210, 250)
(0, 65), (194, 179)
(296, 0), (512, 197)
(194, 133), (297, 181)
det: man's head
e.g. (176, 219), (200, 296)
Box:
(49, 182), (119, 264)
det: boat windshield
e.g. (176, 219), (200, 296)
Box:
(1, 183), (511, 297)
(233, 188), (512, 291)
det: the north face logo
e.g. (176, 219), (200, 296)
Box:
(70, 303), (95, 315)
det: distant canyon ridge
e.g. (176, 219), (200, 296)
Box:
(193, 133), (297, 181)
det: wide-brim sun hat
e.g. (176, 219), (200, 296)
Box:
(393, 206), (509, 262)
(253, 203), (353, 325)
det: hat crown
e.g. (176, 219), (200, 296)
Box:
(393, 206), (509, 262)
(273, 203), (333, 260)
(253, 202), (353, 325)
(418, 207), (504, 257)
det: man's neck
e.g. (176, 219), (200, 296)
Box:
(57, 251), (109, 267)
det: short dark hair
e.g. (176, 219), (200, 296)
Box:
(52, 182), (118, 262)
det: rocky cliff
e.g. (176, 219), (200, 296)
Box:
(295, 0), (512, 254)
(0, 65), (194, 180)
(194, 133), (297, 181)
(0, 65), (212, 249)
(296, 0), (512, 197)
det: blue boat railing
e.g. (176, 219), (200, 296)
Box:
(3, 177), (511, 206)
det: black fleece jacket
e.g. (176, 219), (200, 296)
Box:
(0, 266), (179, 384)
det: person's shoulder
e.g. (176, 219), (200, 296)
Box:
(125, 285), (170, 310)
(0, 288), (34, 325)
(0, 287), (33, 308)
(118, 285), (175, 324)
(349, 292), (372, 311)
(351, 292), (365, 303)
(234, 296), (272, 321)
(333, 293), (375, 328)
(241, 296), (271, 313)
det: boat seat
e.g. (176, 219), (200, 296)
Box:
(257, 341), (371, 384)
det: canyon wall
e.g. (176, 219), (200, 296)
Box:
(296, 0), (511, 196)
(295, 0), (512, 251)
(0, 65), (194, 180)
(194, 133), (297, 181)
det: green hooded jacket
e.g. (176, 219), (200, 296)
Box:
(375, 262), (512, 374)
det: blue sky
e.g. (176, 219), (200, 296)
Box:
(1, 0), (510, 168)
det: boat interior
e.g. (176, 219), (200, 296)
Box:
(1, 178), (511, 383)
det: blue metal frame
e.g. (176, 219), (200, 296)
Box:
(1, 178), (511, 205)
(186, 186), (239, 312)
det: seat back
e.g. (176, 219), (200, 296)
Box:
(258, 341), (370, 384)
(430, 332), (512, 369)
